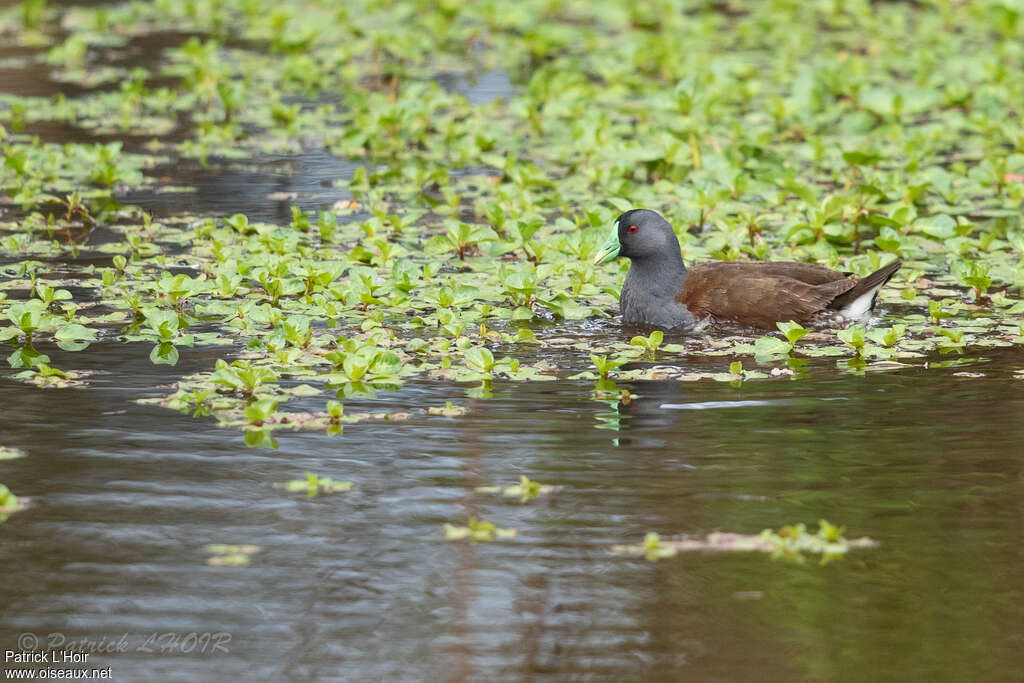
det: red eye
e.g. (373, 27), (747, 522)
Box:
(627, 225), (639, 234)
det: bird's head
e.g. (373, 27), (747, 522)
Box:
(593, 209), (678, 264)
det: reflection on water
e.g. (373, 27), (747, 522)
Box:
(659, 398), (792, 409)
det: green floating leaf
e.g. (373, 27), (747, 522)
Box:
(753, 335), (792, 362)
(629, 330), (663, 353)
(8, 345), (49, 369)
(443, 517), (517, 542)
(0, 483), (28, 522)
(776, 321), (809, 346)
(149, 342), (179, 366)
(590, 354), (626, 379)
(836, 325), (867, 355)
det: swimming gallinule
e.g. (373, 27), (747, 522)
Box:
(594, 209), (901, 329)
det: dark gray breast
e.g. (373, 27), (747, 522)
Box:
(620, 264), (695, 329)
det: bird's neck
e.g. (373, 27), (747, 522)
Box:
(625, 250), (687, 301)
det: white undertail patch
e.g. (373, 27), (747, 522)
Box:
(838, 287), (881, 320)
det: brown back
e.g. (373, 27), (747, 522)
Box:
(678, 263), (857, 329)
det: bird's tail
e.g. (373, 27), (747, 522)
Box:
(830, 260), (902, 317)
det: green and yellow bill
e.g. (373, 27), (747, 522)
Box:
(593, 221), (621, 264)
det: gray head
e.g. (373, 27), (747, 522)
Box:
(593, 209), (681, 265)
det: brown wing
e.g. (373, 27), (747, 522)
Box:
(678, 265), (856, 329)
(693, 261), (851, 285)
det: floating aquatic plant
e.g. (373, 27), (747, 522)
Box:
(276, 472), (353, 498)
(612, 521), (878, 564)
(210, 359), (278, 397)
(590, 354), (626, 380)
(443, 518), (517, 542)
(836, 325), (869, 359)
(629, 330), (664, 357)
(0, 483), (27, 520)
(205, 544), (260, 566)
(13, 362), (90, 388)
(475, 476), (559, 503)
(427, 401), (466, 417)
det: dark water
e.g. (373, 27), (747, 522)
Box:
(124, 149), (362, 225)
(3, 339), (1024, 681)
(3, 10), (1024, 683)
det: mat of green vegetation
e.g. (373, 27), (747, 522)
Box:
(1, 0), (1022, 448)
